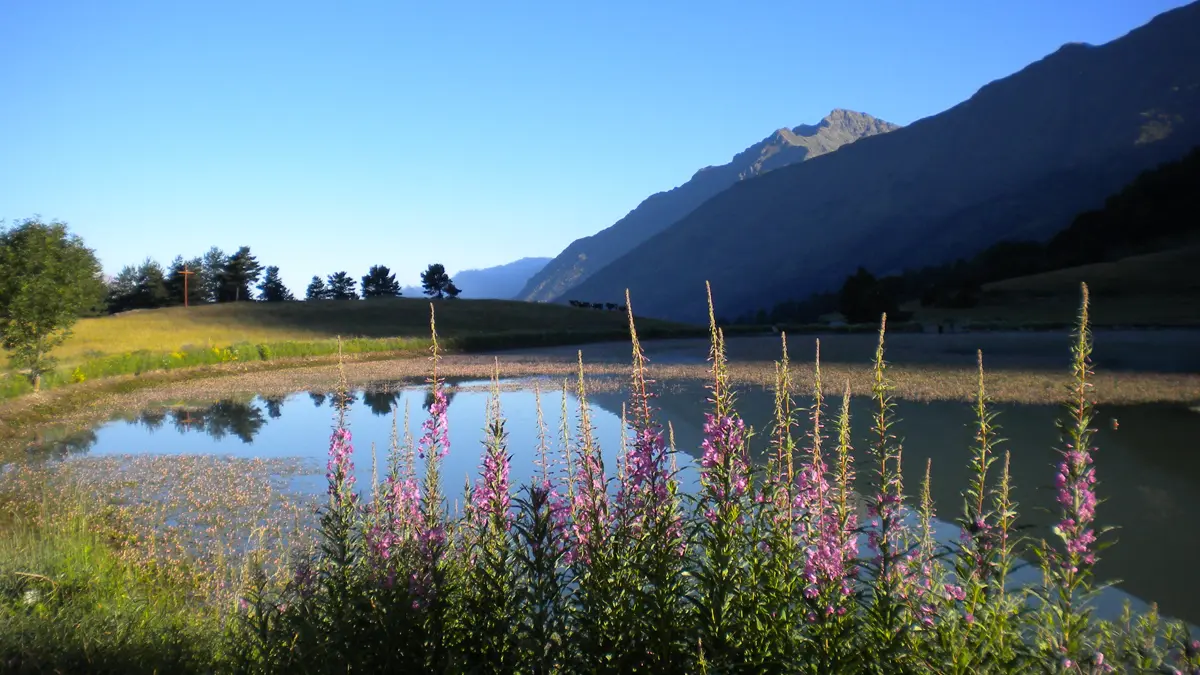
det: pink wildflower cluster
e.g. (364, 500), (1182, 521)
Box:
(617, 424), (674, 529)
(798, 465), (858, 602)
(366, 473), (421, 564)
(566, 449), (609, 566)
(1054, 444), (1098, 567)
(419, 387), (451, 460)
(326, 427), (356, 504)
(472, 434), (512, 530)
(700, 413), (749, 506)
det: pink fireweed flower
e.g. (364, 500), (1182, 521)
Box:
(795, 456), (857, 601)
(471, 430), (512, 530)
(566, 449), (609, 566)
(409, 521), (447, 607)
(326, 427), (356, 504)
(1055, 441), (1099, 566)
(615, 423), (680, 544)
(700, 413), (749, 500)
(385, 474), (421, 531)
(418, 387), (451, 460)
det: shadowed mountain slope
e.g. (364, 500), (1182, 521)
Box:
(569, 1), (1200, 322)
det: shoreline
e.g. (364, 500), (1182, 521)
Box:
(3, 331), (1198, 458)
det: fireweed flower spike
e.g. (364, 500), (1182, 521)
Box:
(471, 359), (512, 531)
(326, 339), (356, 508)
(567, 350), (609, 566)
(861, 312), (918, 671)
(693, 281), (754, 668)
(609, 289), (688, 668)
(1035, 282), (1109, 664)
(616, 290), (678, 538)
(460, 359), (520, 672)
(412, 304), (450, 617)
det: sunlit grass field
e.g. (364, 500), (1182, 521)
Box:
(53, 297), (686, 365)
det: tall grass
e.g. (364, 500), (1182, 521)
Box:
(0, 493), (226, 674)
(225, 287), (1200, 674)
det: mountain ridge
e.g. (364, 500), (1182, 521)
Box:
(449, 257), (552, 300)
(516, 109), (900, 302)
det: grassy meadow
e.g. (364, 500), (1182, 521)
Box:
(0, 298), (702, 400)
(57, 297), (688, 363)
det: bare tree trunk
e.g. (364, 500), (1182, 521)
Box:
(33, 372), (41, 393)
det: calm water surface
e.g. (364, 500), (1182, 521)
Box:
(18, 377), (1200, 625)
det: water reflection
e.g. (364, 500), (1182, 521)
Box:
(24, 427), (99, 459)
(263, 394), (286, 419)
(362, 390), (400, 416)
(116, 400), (271, 444)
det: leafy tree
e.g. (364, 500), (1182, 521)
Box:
(133, 258), (171, 308)
(361, 265), (402, 299)
(0, 218), (106, 390)
(444, 281), (461, 299)
(200, 246), (226, 303)
(165, 256), (206, 307)
(106, 265), (140, 313)
(306, 275), (331, 301)
(837, 266), (898, 324)
(420, 263), (456, 299)
(327, 272), (358, 300)
(257, 266), (294, 302)
(217, 246), (263, 302)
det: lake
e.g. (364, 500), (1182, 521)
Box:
(16, 376), (1200, 625)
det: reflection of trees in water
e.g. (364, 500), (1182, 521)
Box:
(164, 401), (268, 443)
(334, 390), (359, 410)
(309, 392), (327, 408)
(26, 428), (98, 458)
(262, 395), (287, 419)
(138, 408), (169, 430)
(362, 390), (400, 417)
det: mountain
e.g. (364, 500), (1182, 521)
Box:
(568, 1), (1200, 323)
(516, 109), (900, 302)
(450, 257), (551, 299)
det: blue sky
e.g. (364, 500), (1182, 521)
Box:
(1, 0), (1190, 291)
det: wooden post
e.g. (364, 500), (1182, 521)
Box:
(180, 267), (196, 307)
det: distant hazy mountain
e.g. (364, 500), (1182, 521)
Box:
(568, 1), (1200, 322)
(516, 109), (900, 302)
(450, 257), (552, 299)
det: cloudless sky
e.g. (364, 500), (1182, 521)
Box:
(1, 0), (1191, 291)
